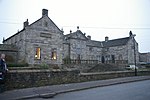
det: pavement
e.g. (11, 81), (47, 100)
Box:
(0, 76), (150, 100)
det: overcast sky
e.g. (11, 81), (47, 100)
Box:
(0, 0), (150, 53)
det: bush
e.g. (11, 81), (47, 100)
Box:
(53, 65), (60, 69)
(39, 63), (49, 69)
(63, 57), (71, 64)
(145, 64), (150, 68)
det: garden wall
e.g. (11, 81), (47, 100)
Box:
(4, 70), (150, 91)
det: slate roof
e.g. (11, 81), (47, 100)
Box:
(64, 30), (130, 47)
(102, 37), (130, 47)
(86, 37), (130, 47)
(87, 40), (103, 47)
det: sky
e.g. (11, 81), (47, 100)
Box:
(0, 0), (150, 53)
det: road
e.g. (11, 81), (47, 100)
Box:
(29, 80), (150, 100)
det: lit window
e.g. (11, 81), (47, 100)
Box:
(51, 48), (57, 60)
(35, 48), (41, 59)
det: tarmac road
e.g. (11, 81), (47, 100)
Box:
(29, 80), (150, 100)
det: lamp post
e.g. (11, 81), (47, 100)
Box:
(133, 34), (137, 76)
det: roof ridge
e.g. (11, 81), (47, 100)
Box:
(102, 37), (130, 42)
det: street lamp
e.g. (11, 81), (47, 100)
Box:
(132, 34), (137, 76)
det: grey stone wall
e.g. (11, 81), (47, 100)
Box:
(3, 31), (27, 63)
(3, 15), (64, 65)
(127, 39), (139, 65)
(23, 16), (64, 65)
(86, 45), (102, 61)
(4, 70), (150, 91)
(69, 39), (87, 60)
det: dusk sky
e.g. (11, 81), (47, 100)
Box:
(0, 0), (150, 53)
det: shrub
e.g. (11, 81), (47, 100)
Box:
(63, 57), (71, 64)
(53, 65), (60, 69)
(39, 63), (49, 69)
(145, 64), (150, 68)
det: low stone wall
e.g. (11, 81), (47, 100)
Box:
(4, 70), (150, 91)
(4, 70), (80, 90)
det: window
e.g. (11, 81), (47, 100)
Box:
(35, 48), (41, 59)
(89, 47), (93, 51)
(111, 55), (115, 63)
(96, 55), (101, 61)
(51, 48), (57, 60)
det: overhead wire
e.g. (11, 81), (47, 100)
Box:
(1, 20), (150, 30)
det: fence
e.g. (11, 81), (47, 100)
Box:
(105, 60), (128, 64)
(63, 59), (128, 65)
(63, 59), (98, 64)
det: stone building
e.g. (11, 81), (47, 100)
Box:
(63, 29), (139, 65)
(3, 9), (139, 65)
(3, 9), (64, 65)
(139, 52), (150, 64)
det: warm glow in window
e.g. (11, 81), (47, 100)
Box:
(51, 51), (57, 60)
(51, 49), (57, 60)
(35, 48), (41, 59)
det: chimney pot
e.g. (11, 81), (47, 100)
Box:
(129, 31), (133, 37)
(77, 26), (79, 30)
(105, 36), (109, 42)
(70, 30), (72, 33)
(87, 35), (91, 40)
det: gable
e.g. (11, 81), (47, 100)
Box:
(4, 15), (63, 43)
(29, 16), (63, 34)
(65, 30), (88, 40)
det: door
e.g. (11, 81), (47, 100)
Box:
(102, 56), (105, 63)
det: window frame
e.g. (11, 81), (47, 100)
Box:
(35, 47), (41, 60)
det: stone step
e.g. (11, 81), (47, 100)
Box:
(8, 67), (43, 70)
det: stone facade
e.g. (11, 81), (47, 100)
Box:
(3, 9), (139, 65)
(4, 9), (63, 65)
(139, 52), (150, 64)
(63, 30), (139, 65)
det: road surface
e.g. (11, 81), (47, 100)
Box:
(29, 80), (150, 100)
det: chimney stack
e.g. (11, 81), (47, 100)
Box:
(23, 19), (29, 28)
(105, 36), (109, 42)
(42, 9), (48, 16)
